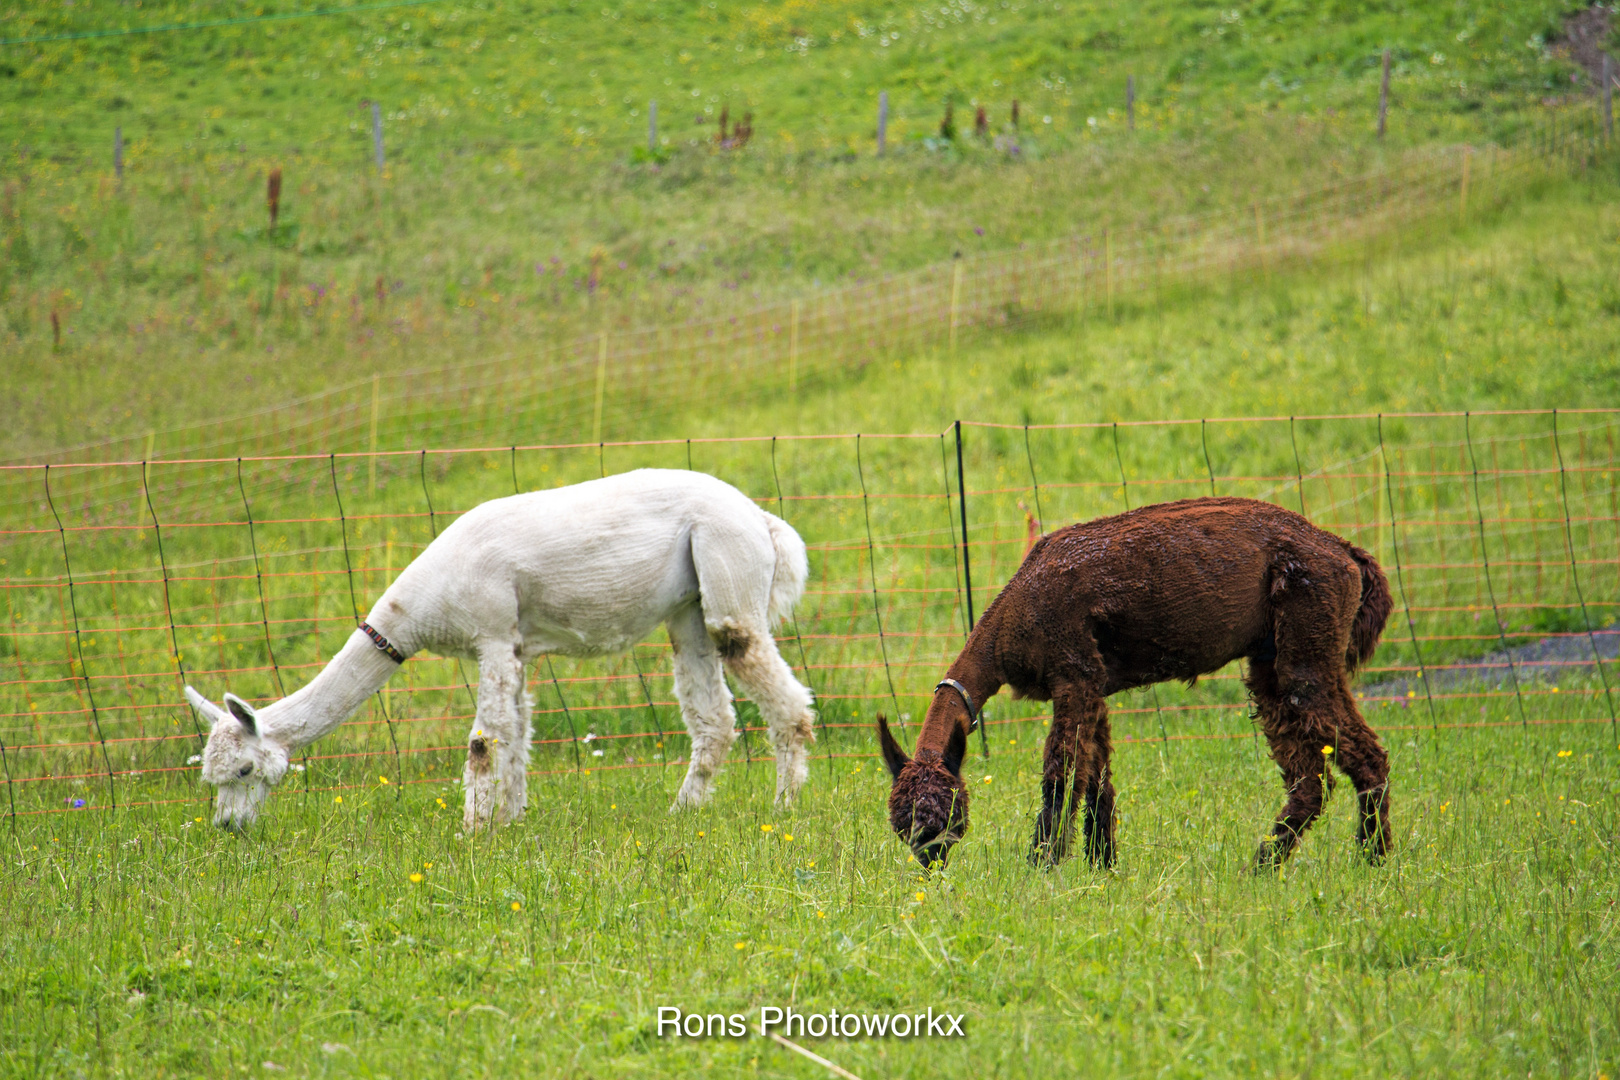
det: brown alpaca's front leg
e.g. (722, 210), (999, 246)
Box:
(1030, 684), (1103, 867)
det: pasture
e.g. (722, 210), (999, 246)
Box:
(4, 0), (1620, 1075)
(4, 723), (1616, 1077)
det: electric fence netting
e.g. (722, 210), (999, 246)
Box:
(11, 114), (1607, 471)
(0, 410), (1615, 820)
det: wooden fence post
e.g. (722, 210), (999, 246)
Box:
(1127, 75), (1135, 131)
(649, 100), (658, 152)
(949, 257), (964, 353)
(592, 332), (608, 443)
(789, 299), (800, 391)
(114, 126), (123, 179)
(877, 91), (888, 156)
(1604, 55), (1613, 143)
(1104, 229), (1113, 317)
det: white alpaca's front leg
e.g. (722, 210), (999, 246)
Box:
(462, 647), (527, 832)
(667, 607), (737, 810)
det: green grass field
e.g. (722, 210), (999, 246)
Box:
(5, 722), (1617, 1077)
(4, 0), (1620, 1076)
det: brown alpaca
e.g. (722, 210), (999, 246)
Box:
(878, 497), (1394, 872)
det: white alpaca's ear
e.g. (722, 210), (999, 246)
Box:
(223, 693), (258, 736)
(184, 685), (227, 726)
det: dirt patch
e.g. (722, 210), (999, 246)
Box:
(1357, 623), (1619, 704)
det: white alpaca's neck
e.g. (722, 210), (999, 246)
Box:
(258, 630), (399, 752)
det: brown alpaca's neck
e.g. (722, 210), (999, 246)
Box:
(915, 637), (1002, 756)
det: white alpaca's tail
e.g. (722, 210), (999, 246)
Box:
(763, 511), (808, 625)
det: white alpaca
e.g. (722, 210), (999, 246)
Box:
(183, 469), (815, 830)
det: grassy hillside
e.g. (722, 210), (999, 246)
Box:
(3, 0), (1583, 161)
(0, 0), (1607, 459)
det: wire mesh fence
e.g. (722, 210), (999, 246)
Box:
(15, 113), (1609, 469)
(1, 409), (1615, 820)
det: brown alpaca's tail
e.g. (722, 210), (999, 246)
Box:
(1344, 544), (1393, 674)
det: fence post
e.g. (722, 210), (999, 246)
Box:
(1604, 56), (1613, 143)
(592, 331), (608, 444)
(544, 656), (582, 773)
(648, 99), (658, 153)
(1376, 416), (1439, 731)
(0, 737), (13, 827)
(1112, 423), (1170, 749)
(954, 421), (975, 629)
(1550, 410), (1618, 733)
(771, 436), (830, 774)
(1377, 49), (1390, 140)
(1104, 229), (1113, 317)
(856, 435), (904, 727)
(877, 91), (888, 156)
(949, 257), (963, 353)
(1289, 416), (1307, 516)
(44, 466), (117, 811)
(629, 647), (669, 782)
(1463, 414), (1529, 726)
(143, 460), (204, 748)
(789, 299), (800, 392)
(950, 421), (988, 758)
(1200, 418), (1218, 495)
(1126, 75), (1135, 131)
(371, 101), (385, 172)
(331, 453), (403, 788)
(114, 126), (123, 179)
(368, 373), (381, 494)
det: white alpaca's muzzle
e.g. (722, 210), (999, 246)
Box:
(212, 777), (271, 830)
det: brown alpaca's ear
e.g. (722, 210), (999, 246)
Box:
(876, 714), (910, 782)
(942, 721), (968, 777)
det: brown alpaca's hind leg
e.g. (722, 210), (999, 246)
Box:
(1031, 683), (1107, 867)
(1325, 678), (1391, 863)
(1080, 710), (1116, 867)
(1246, 659), (1333, 870)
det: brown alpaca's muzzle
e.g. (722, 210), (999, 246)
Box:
(878, 712), (972, 869)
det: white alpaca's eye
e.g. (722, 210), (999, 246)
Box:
(238, 764), (253, 777)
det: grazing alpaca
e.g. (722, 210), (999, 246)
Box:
(184, 469), (816, 831)
(878, 496), (1393, 871)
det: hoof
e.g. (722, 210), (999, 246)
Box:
(1026, 844), (1061, 869)
(1250, 845), (1286, 874)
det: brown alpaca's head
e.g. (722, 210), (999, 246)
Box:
(877, 714), (970, 869)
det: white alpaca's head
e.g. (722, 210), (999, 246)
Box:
(184, 686), (289, 830)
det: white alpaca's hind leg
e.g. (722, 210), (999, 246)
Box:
(495, 684), (534, 824)
(667, 606), (737, 810)
(463, 646), (527, 832)
(717, 623), (815, 809)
